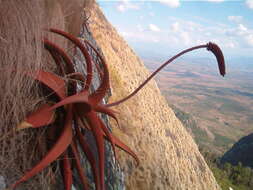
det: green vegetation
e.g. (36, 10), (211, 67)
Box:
(171, 103), (253, 189)
(219, 99), (248, 113)
(201, 149), (253, 190)
(213, 132), (234, 149)
(169, 104), (209, 144)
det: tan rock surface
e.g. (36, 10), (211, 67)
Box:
(88, 1), (220, 190)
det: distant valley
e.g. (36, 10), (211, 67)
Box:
(143, 56), (253, 154)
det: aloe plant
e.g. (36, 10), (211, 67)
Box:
(7, 28), (225, 190)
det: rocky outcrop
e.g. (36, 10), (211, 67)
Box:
(1, 0), (220, 189)
(87, 1), (221, 189)
(221, 133), (253, 168)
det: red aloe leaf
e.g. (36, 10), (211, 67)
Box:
(70, 142), (89, 190)
(85, 111), (105, 190)
(98, 119), (117, 162)
(83, 40), (105, 79)
(44, 38), (75, 74)
(78, 116), (91, 131)
(49, 28), (93, 90)
(11, 106), (73, 189)
(93, 105), (119, 126)
(67, 72), (86, 83)
(26, 70), (66, 100)
(62, 152), (73, 190)
(75, 126), (101, 190)
(88, 64), (109, 104)
(85, 42), (110, 104)
(17, 103), (55, 130)
(49, 92), (90, 112)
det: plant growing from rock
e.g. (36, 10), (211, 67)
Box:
(7, 28), (225, 190)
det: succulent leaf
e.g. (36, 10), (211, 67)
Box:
(44, 38), (75, 74)
(75, 126), (101, 190)
(70, 142), (89, 190)
(62, 152), (73, 190)
(26, 70), (66, 99)
(49, 28), (93, 90)
(85, 111), (105, 190)
(12, 106), (73, 189)
(17, 104), (55, 130)
(49, 92), (90, 111)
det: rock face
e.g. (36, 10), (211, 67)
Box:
(221, 133), (253, 168)
(87, 1), (221, 190)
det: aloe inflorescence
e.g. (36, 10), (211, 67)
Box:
(8, 28), (225, 190)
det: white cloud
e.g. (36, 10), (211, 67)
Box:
(152, 38), (160, 43)
(228, 16), (243, 23)
(224, 23), (253, 48)
(169, 20), (195, 46)
(149, 12), (155, 17)
(226, 24), (249, 36)
(225, 42), (236, 48)
(137, 24), (144, 32)
(159, 0), (180, 8)
(149, 24), (161, 32)
(171, 22), (180, 32)
(116, 1), (139, 12)
(238, 24), (248, 32)
(180, 32), (191, 45)
(117, 4), (125, 12)
(245, 34), (253, 47)
(167, 18), (243, 49)
(119, 14), (253, 55)
(206, 0), (224, 2)
(139, 15), (144, 20)
(120, 31), (130, 37)
(246, 0), (253, 9)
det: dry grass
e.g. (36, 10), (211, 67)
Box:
(0, 0), (86, 189)
(0, 1), (53, 189)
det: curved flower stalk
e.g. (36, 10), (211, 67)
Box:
(8, 28), (225, 190)
(107, 42), (225, 107)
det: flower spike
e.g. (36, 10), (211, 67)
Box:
(207, 42), (225, 76)
(106, 42), (226, 107)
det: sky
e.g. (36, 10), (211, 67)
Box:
(97, 0), (253, 60)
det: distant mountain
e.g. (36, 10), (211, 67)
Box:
(221, 133), (253, 168)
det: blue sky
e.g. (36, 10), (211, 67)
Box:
(97, 0), (253, 59)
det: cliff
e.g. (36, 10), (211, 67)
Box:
(221, 133), (253, 168)
(87, 1), (221, 190)
(0, 0), (221, 189)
